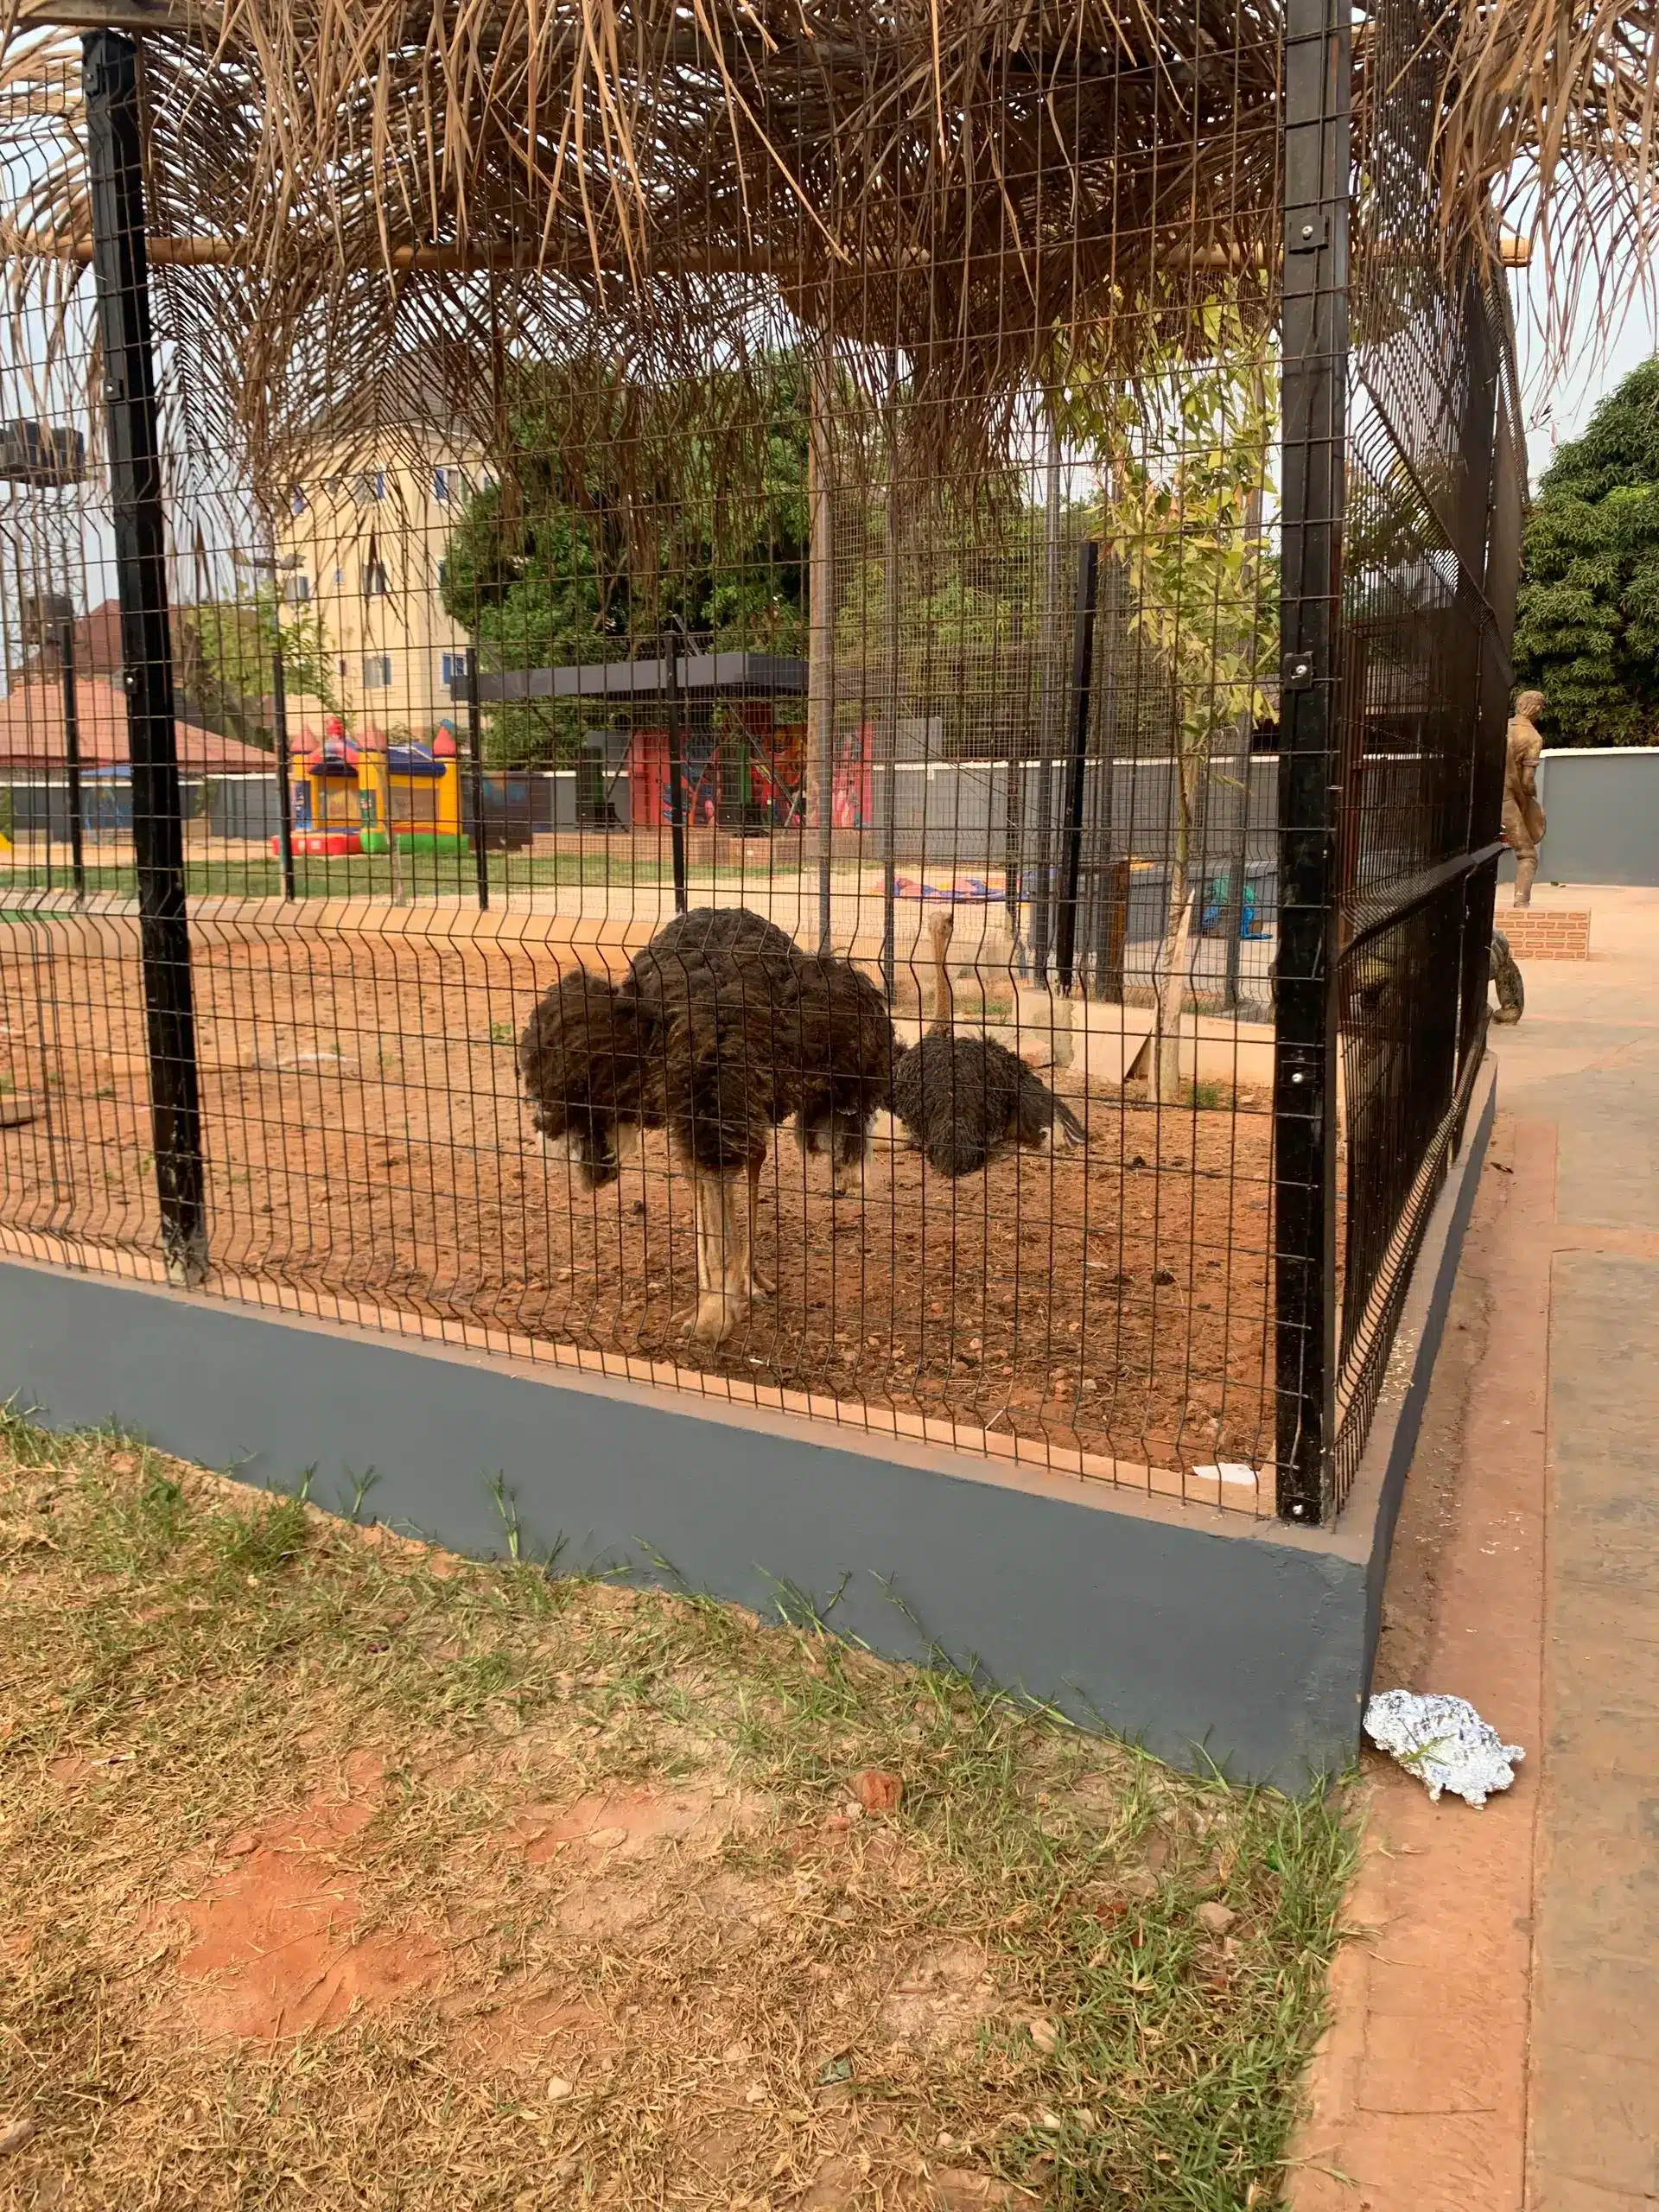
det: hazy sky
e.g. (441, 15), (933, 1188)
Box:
(1512, 261), (1659, 479)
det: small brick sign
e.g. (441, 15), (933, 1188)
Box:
(1500, 909), (1591, 961)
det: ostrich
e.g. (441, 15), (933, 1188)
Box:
(623, 906), (879, 1179)
(891, 907), (1085, 1176)
(518, 908), (895, 1344)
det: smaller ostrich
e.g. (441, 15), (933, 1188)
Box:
(891, 907), (1085, 1176)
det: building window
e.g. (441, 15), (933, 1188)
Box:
(363, 654), (392, 690)
(288, 575), (310, 605)
(363, 559), (389, 596)
(441, 651), (467, 688)
(434, 465), (461, 504)
(353, 468), (385, 505)
(290, 486), (307, 516)
(334, 567), (344, 587)
(437, 558), (448, 587)
(336, 657), (348, 680)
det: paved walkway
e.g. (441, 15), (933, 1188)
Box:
(1295, 884), (1659, 2210)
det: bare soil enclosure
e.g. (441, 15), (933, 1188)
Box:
(0, 924), (1274, 1496)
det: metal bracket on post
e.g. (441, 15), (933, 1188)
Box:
(1273, 0), (1351, 1523)
(83, 28), (208, 1288)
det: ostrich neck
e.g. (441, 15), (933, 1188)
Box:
(930, 925), (955, 1035)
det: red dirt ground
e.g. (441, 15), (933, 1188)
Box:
(174, 1758), (447, 2040)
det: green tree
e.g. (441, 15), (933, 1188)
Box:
(1069, 308), (1278, 1098)
(183, 583), (335, 745)
(441, 359), (811, 766)
(1515, 358), (1659, 747)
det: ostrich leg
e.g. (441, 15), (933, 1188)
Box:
(688, 1171), (751, 1346)
(747, 1154), (777, 1299)
(678, 1169), (716, 1337)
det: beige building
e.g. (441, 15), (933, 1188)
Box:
(275, 398), (488, 742)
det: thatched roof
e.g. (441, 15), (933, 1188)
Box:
(1, 0), (1654, 487)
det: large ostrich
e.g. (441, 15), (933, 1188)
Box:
(517, 907), (799, 1187)
(518, 908), (895, 1344)
(891, 907), (1085, 1176)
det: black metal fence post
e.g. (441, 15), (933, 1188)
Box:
(270, 645), (296, 901)
(1274, 0), (1350, 1523)
(466, 642), (491, 910)
(1088, 552), (1127, 1001)
(1055, 540), (1100, 993)
(663, 620), (689, 917)
(57, 618), (87, 905)
(84, 29), (208, 1288)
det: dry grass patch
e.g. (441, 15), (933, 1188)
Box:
(0, 1412), (1350, 2209)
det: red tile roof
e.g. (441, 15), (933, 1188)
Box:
(0, 677), (276, 772)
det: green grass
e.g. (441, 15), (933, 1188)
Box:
(0, 852), (761, 902)
(0, 1415), (1353, 2209)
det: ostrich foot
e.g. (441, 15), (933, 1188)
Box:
(683, 1290), (749, 1347)
(750, 1262), (777, 1299)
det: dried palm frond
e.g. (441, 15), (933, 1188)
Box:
(1, 0), (1656, 491)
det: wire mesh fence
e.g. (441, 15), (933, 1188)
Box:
(0, 0), (1518, 1524)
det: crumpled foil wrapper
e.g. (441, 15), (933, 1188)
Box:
(1363, 1690), (1524, 1808)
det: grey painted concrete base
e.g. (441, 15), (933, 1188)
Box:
(0, 1062), (1493, 1788)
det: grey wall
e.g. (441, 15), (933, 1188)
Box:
(0, 1254), (1366, 1789)
(1498, 748), (1659, 887)
(209, 774), (283, 842)
(858, 753), (1279, 874)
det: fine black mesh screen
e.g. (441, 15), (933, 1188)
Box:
(1331, 0), (1519, 1503)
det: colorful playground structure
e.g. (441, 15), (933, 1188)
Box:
(278, 720), (467, 857)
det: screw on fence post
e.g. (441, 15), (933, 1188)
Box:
(1273, 0), (1349, 1523)
(270, 645), (296, 901)
(57, 618), (87, 906)
(1055, 541), (1100, 994)
(466, 642), (490, 911)
(83, 29), (208, 1289)
(662, 617), (689, 918)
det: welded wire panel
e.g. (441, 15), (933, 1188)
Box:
(2, 12), (1287, 1516)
